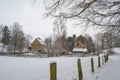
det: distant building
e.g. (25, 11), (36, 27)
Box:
(31, 38), (46, 52)
(74, 41), (84, 48)
(72, 41), (87, 53)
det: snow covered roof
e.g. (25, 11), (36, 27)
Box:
(36, 38), (46, 45)
(73, 48), (87, 52)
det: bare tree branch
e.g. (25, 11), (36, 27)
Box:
(44, 0), (120, 33)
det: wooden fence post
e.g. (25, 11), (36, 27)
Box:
(77, 59), (83, 80)
(98, 56), (101, 67)
(91, 57), (94, 72)
(50, 62), (57, 80)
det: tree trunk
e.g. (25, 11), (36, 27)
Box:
(2, 44), (5, 53)
(13, 46), (16, 53)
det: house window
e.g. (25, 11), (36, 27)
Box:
(77, 43), (79, 46)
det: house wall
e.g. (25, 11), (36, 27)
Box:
(31, 39), (45, 51)
(74, 41), (84, 48)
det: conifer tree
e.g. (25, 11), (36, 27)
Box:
(1, 25), (10, 52)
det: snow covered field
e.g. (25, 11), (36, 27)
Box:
(0, 48), (120, 80)
(0, 54), (120, 80)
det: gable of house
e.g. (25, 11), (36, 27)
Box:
(74, 41), (84, 48)
(73, 40), (87, 53)
(31, 38), (45, 51)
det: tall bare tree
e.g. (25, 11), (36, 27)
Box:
(45, 36), (53, 57)
(11, 22), (25, 53)
(25, 34), (33, 52)
(53, 15), (67, 56)
(95, 33), (103, 55)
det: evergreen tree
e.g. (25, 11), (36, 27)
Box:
(86, 35), (95, 53)
(67, 37), (74, 52)
(77, 35), (87, 47)
(1, 25), (10, 52)
(73, 34), (76, 43)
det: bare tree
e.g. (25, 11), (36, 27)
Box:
(11, 22), (25, 53)
(85, 34), (95, 53)
(25, 34), (33, 52)
(17, 31), (26, 52)
(113, 34), (120, 47)
(102, 32), (114, 54)
(53, 14), (67, 36)
(95, 33), (103, 55)
(53, 15), (67, 56)
(44, 0), (120, 32)
(45, 36), (53, 57)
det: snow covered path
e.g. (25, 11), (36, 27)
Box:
(98, 55), (120, 80)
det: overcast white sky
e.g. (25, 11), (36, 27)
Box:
(0, 0), (101, 40)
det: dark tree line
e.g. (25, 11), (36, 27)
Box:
(45, 33), (95, 56)
(63, 34), (95, 53)
(0, 22), (32, 53)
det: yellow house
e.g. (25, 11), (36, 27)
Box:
(74, 41), (84, 48)
(73, 41), (87, 53)
(31, 38), (45, 51)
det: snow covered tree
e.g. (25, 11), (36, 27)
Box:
(77, 35), (87, 47)
(67, 36), (74, 52)
(25, 34), (33, 52)
(53, 15), (67, 56)
(1, 25), (10, 52)
(45, 36), (53, 57)
(113, 35), (120, 47)
(73, 34), (76, 43)
(11, 22), (25, 53)
(85, 34), (95, 53)
(95, 33), (103, 55)
(61, 32), (68, 52)
(16, 31), (26, 52)
(102, 32), (113, 50)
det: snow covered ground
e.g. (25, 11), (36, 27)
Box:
(0, 48), (120, 80)
(97, 55), (120, 80)
(113, 48), (120, 54)
(0, 54), (119, 80)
